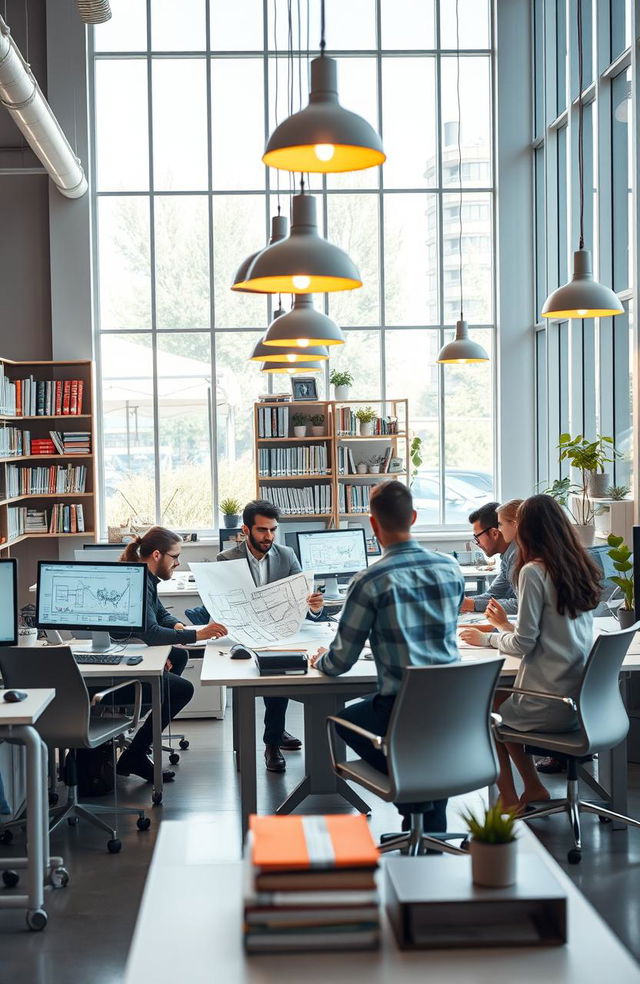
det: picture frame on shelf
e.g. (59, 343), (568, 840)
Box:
(218, 527), (246, 552)
(291, 376), (318, 401)
(388, 457), (403, 473)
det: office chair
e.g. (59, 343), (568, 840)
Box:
(0, 647), (150, 853)
(327, 658), (504, 856)
(494, 624), (640, 864)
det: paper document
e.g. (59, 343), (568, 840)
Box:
(189, 560), (314, 648)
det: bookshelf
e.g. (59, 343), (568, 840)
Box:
(0, 358), (96, 550)
(253, 398), (410, 525)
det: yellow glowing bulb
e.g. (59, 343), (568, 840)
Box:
(314, 144), (335, 162)
(292, 275), (311, 290)
(286, 353), (297, 362)
(297, 338), (310, 347)
(577, 309), (588, 317)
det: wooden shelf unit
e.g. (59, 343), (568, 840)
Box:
(254, 398), (410, 524)
(0, 358), (96, 549)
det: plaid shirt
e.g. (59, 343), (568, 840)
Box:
(316, 540), (464, 695)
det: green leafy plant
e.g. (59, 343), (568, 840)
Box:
(309, 413), (325, 426)
(607, 533), (634, 611)
(606, 485), (631, 501)
(219, 496), (242, 516)
(461, 801), (518, 844)
(558, 433), (619, 474)
(329, 369), (354, 388)
(368, 454), (385, 466)
(409, 436), (423, 486)
(355, 406), (378, 424)
(541, 476), (587, 524)
(292, 413), (309, 427)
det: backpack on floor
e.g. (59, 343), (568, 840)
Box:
(68, 743), (115, 798)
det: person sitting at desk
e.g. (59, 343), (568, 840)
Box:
(311, 480), (463, 834)
(188, 499), (325, 774)
(459, 495), (601, 811)
(460, 500), (520, 615)
(114, 526), (228, 784)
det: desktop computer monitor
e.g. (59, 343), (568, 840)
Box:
(296, 528), (368, 601)
(75, 546), (125, 563)
(588, 544), (622, 616)
(0, 558), (18, 645)
(36, 561), (148, 652)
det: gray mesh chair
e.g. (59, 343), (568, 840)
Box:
(327, 658), (504, 856)
(495, 624), (640, 864)
(0, 646), (149, 853)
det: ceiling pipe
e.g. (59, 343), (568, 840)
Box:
(0, 15), (87, 198)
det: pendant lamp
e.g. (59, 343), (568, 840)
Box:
(437, 0), (489, 365)
(231, 214), (288, 293)
(261, 359), (324, 374)
(262, 294), (344, 348)
(242, 193), (361, 294)
(250, 337), (329, 362)
(541, 0), (623, 319)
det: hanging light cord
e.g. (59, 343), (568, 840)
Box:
(320, 0), (325, 53)
(273, 0), (281, 209)
(455, 0), (464, 322)
(577, 0), (584, 249)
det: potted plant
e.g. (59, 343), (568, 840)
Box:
(606, 484), (631, 500)
(329, 369), (353, 401)
(309, 412), (325, 437)
(355, 460), (368, 475)
(368, 454), (385, 474)
(292, 412), (308, 438)
(461, 800), (519, 888)
(607, 533), (636, 629)
(558, 432), (620, 499)
(220, 496), (242, 529)
(542, 476), (595, 546)
(409, 435), (423, 486)
(355, 405), (377, 437)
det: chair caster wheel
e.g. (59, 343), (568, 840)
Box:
(48, 792), (59, 806)
(169, 753), (180, 765)
(152, 792), (163, 806)
(137, 817), (151, 831)
(26, 909), (47, 931)
(107, 838), (122, 854)
(2, 869), (19, 889)
(598, 815), (612, 824)
(179, 739), (189, 750)
(567, 848), (582, 864)
(51, 867), (70, 889)
(68, 816), (79, 826)
(0, 829), (13, 845)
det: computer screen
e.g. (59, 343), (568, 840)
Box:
(0, 558), (17, 645)
(587, 545), (621, 614)
(36, 561), (148, 634)
(75, 546), (124, 563)
(296, 528), (368, 578)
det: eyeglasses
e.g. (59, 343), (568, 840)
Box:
(164, 551), (181, 560)
(472, 526), (495, 545)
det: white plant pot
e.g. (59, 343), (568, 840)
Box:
(17, 627), (38, 647)
(573, 523), (596, 547)
(293, 425), (307, 437)
(587, 471), (610, 498)
(356, 463), (368, 474)
(334, 385), (351, 400)
(310, 425), (324, 436)
(368, 465), (381, 474)
(359, 420), (374, 436)
(469, 838), (517, 888)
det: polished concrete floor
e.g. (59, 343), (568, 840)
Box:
(1, 704), (640, 983)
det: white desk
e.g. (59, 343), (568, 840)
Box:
(0, 689), (58, 930)
(459, 564), (495, 593)
(124, 817), (640, 983)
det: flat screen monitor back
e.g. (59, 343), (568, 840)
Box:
(0, 558), (18, 645)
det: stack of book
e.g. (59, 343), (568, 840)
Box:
(6, 463), (88, 496)
(258, 483), (331, 515)
(0, 425), (30, 457)
(30, 438), (56, 455)
(0, 372), (85, 417)
(49, 431), (91, 454)
(49, 502), (85, 533)
(7, 506), (48, 538)
(244, 814), (380, 953)
(335, 407), (399, 436)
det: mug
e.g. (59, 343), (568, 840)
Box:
(17, 627), (38, 647)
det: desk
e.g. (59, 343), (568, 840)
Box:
(459, 565), (495, 594)
(124, 817), (640, 983)
(0, 689), (59, 930)
(201, 623), (377, 837)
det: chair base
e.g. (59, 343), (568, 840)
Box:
(378, 813), (468, 857)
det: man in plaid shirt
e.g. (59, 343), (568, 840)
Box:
(311, 480), (463, 832)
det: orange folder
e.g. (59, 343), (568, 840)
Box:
(250, 814), (379, 871)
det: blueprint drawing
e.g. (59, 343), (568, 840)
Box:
(189, 560), (314, 647)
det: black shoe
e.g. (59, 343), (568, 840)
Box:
(117, 750), (175, 784)
(264, 744), (286, 772)
(279, 730), (302, 751)
(536, 756), (565, 774)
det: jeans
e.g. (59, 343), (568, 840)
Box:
(335, 693), (448, 832)
(263, 697), (288, 746)
(113, 648), (194, 757)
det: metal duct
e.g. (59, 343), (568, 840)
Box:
(76, 1), (112, 25)
(0, 15), (87, 198)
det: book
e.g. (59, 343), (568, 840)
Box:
(250, 814), (379, 872)
(255, 868), (377, 892)
(62, 380), (71, 414)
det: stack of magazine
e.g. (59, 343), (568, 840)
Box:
(244, 814), (380, 953)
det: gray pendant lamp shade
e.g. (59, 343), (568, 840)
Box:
(262, 294), (344, 348)
(261, 359), (325, 374)
(541, 249), (624, 319)
(231, 214), (289, 293)
(250, 337), (329, 362)
(437, 320), (489, 364)
(242, 194), (362, 294)
(263, 55), (385, 174)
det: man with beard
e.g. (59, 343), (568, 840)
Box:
(191, 500), (325, 772)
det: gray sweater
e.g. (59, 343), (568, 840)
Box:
(473, 541), (518, 614)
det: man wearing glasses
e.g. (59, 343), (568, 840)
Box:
(459, 502), (518, 615)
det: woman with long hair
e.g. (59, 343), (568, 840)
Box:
(460, 495), (601, 809)
(496, 497), (523, 547)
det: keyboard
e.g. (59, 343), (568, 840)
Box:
(73, 653), (123, 665)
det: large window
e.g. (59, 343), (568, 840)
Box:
(91, 0), (495, 531)
(533, 0), (635, 493)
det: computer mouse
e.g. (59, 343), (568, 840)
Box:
(229, 645), (253, 660)
(2, 690), (28, 703)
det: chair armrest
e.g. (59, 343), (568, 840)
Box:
(325, 714), (385, 773)
(490, 711), (503, 726)
(495, 686), (577, 712)
(91, 680), (143, 729)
